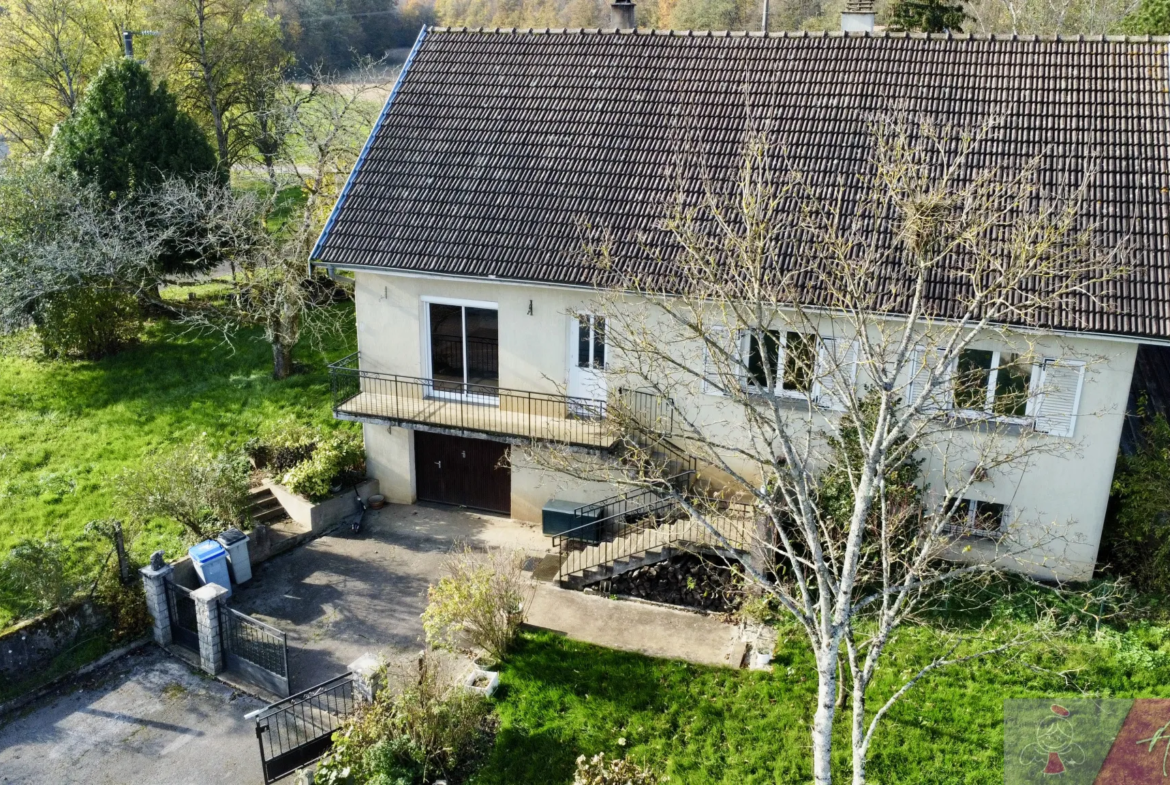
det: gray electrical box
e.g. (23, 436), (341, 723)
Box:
(542, 499), (601, 543)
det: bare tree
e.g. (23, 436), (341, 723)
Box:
(0, 0), (129, 152)
(532, 113), (1128, 784)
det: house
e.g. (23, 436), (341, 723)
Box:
(310, 8), (1170, 583)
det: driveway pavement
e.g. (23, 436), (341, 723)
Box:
(0, 647), (264, 785)
(0, 503), (743, 784)
(230, 503), (742, 690)
(229, 503), (550, 690)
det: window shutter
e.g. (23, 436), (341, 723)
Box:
(907, 346), (954, 412)
(1034, 359), (1085, 437)
(816, 338), (858, 411)
(702, 327), (735, 396)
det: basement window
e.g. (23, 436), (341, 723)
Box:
(945, 499), (1007, 539)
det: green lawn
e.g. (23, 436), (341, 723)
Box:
(476, 624), (1170, 784)
(0, 306), (357, 622)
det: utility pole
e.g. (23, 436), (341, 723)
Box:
(761, 0), (769, 31)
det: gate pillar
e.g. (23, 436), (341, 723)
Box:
(140, 556), (174, 647)
(349, 653), (384, 703)
(192, 583), (229, 675)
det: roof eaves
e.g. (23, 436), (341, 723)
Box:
(423, 24), (1170, 43)
(309, 25), (430, 262)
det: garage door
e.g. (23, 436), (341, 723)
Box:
(415, 432), (511, 515)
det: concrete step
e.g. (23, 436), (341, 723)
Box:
(253, 506), (287, 524)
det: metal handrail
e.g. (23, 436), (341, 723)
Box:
(250, 672), (354, 720)
(327, 353), (673, 451)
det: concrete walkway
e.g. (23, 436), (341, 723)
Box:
(0, 648), (264, 785)
(228, 503), (741, 690)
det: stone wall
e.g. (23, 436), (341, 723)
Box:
(0, 601), (108, 678)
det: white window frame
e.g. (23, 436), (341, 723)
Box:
(943, 498), (1009, 540)
(420, 296), (500, 405)
(951, 348), (1037, 427)
(740, 329), (821, 401)
(574, 313), (606, 371)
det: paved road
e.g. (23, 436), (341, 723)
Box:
(0, 648), (265, 785)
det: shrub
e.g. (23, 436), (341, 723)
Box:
(0, 538), (85, 618)
(1105, 408), (1170, 593)
(574, 753), (662, 785)
(422, 545), (532, 662)
(282, 429), (363, 500)
(36, 288), (141, 359)
(120, 439), (251, 539)
(315, 651), (490, 785)
(257, 416), (322, 472)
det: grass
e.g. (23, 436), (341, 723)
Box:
(0, 306), (357, 626)
(476, 623), (1170, 784)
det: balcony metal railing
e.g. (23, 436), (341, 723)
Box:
(329, 352), (629, 450)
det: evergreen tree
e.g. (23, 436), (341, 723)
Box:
(888, 0), (970, 32)
(1121, 0), (1170, 33)
(48, 58), (220, 199)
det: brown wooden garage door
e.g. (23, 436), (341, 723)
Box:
(415, 432), (510, 515)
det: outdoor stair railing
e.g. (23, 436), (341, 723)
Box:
(551, 474), (756, 586)
(328, 353), (687, 457)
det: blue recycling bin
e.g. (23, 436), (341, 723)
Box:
(189, 540), (232, 597)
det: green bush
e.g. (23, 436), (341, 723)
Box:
(36, 288), (141, 359)
(422, 545), (531, 662)
(315, 651), (490, 785)
(120, 439), (251, 540)
(281, 429), (363, 500)
(254, 416), (322, 473)
(1106, 408), (1170, 593)
(0, 538), (86, 619)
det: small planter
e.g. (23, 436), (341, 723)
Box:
(464, 668), (500, 698)
(368, 494), (386, 510)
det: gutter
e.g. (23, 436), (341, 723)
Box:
(307, 25), (430, 269)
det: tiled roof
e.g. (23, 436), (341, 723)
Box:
(313, 28), (1170, 340)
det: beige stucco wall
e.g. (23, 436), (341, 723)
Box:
(352, 269), (1137, 579)
(354, 271), (620, 523)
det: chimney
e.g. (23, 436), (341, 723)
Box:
(841, 0), (875, 32)
(610, 0), (636, 29)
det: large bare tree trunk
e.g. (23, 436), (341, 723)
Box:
(813, 648), (839, 784)
(272, 340), (292, 379)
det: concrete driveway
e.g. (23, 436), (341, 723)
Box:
(229, 503), (742, 692)
(0, 647), (265, 785)
(0, 503), (742, 785)
(229, 503), (550, 690)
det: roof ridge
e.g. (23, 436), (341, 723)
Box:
(425, 25), (1170, 43)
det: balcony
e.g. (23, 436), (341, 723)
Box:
(328, 353), (625, 450)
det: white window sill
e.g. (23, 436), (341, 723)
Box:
(948, 409), (1034, 432)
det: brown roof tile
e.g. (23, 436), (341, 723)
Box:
(313, 28), (1170, 339)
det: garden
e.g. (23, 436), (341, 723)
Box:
(0, 307), (358, 629)
(310, 545), (1170, 785)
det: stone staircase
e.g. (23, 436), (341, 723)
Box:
(249, 486), (287, 525)
(557, 508), (752, 590)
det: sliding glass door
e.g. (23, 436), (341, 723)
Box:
(427, 301), (499, 400)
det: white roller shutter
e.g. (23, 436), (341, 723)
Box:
(907, 346), (954, 412)
(702, 327), (738, 396)
(815, 338), (858, 411)
(1034, 359), (1085, 437)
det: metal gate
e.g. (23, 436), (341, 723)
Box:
(220, 606), (290, 698)
(252, 673), (356, 783)
(165, 579), (199, 652)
